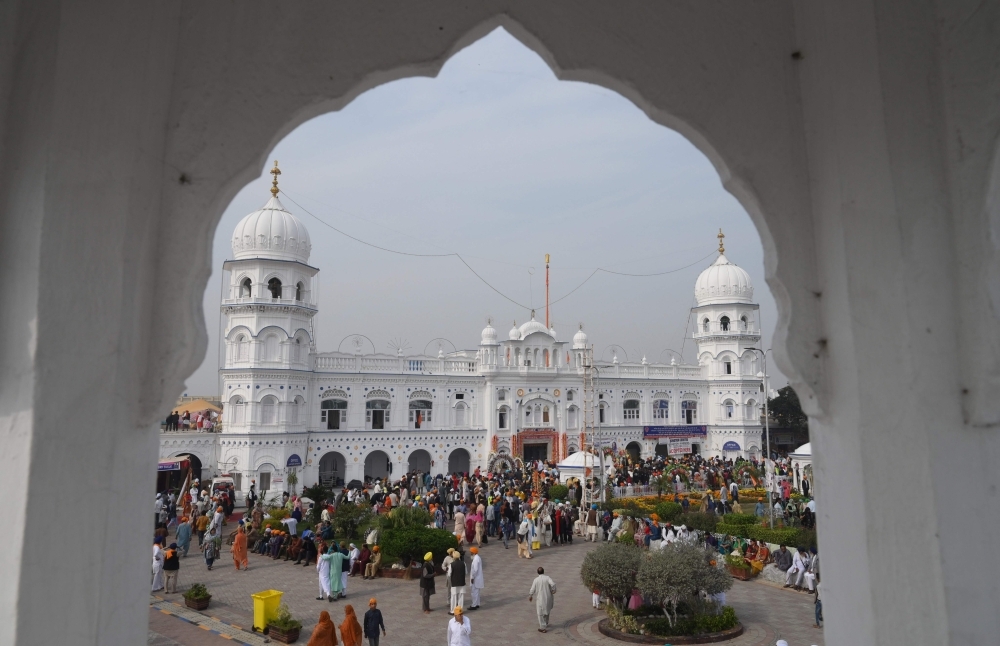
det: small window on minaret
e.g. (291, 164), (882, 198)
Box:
(720, 316), (730, 331)
(267, 277), (282, 299)
(725, 361), (732, 375)
(295, 281), (304, 301)
(703, 318), (710, 332)
(240, 278), (252, 298)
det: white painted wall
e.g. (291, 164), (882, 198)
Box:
(1, 2), (998, 645)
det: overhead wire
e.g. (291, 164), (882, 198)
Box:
(280, 188), (716, 314)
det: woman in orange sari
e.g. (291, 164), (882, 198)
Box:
(306, 610), (338, 646)
(231, 525), (248, 571)
(339, 605), (363, 646)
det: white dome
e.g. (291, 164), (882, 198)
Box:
(232, 196), (311, 263)
(519, 312), (551, 338)
(694, 253), (754, 305)
(508, 322), (521, 340)
(790, 442), (811, 457)
(572, 325), (589, 349)
(558, 451), (599, 468)
(481, 321), (498, 345)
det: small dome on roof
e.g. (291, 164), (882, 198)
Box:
(481, 320), (498, 345)
(694, 252), (753, 306)
(558, 451), (599, 468)
(509, 322), (521, 341)
(790, 442), (811, 456)
(519, 311), (550, 338)
(573, 325), (588, 349)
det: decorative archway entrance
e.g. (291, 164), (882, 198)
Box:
(318, 451), (346, 488)
(364, 450), (391, 481)
(447, 448), (470, 475)
(408, 449), (431, 474)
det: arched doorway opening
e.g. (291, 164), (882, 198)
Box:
(408, 449), (431, 474)
(654, 443), (670, 458)
(448, 448), (470, 476)
(625, 442), (642, 463)
(257, 463), (277, 502)
(364, 450), (391, 481)
(318, 451), (346, 488)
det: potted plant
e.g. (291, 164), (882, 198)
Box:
(267, 603), (302, 643)
(724, 554), (753, 581)
(182, 583), (211, 611)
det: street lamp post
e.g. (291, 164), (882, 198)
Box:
(747, 347), (774, 529)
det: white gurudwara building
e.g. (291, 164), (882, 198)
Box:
(159, 172), (765, 494)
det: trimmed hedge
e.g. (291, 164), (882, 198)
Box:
(716, 522), (749, 538)
(722, 513), (759, 526)
(654, 502), (683, 522)
(643, 606), (739, 637)
(380, 526), (457, 566)
(679, 512), (717, 533)
(547, 484), (569, 501)
(745, 526), (800, 546)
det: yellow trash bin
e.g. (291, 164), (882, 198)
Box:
(251, 589), (283, 632)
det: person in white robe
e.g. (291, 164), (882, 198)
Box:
(447, 607), (471, 646)
(316, 546), (332, 600)
(468, 547), (484, 609)
(151, 539), (165, 592)
(348, 543), (360, 576)
(785, 547), (807, 589)
(528, 566), (557, 632)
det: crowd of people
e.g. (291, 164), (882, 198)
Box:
(162, 409), (219, 432)
(152, 447), (822, 642)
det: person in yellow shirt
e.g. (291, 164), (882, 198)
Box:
(195, 511), (211, 547)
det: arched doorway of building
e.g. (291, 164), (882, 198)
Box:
(257, 463), (277, 503)
(364, 450), (391, 481)
(654, 443), (670, 458)
(408, 449), (431, 474)
(448, 448), (470, 475)
(318, 451), (346, 488)
(625, 442), (642, 463)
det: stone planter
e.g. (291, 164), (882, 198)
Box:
(598, 618), (744, 644)
(267, 625), (301, 643)
(726, 565), (753, 581)
(184, 595), (211, 611)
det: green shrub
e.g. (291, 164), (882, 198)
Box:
(723, 513), (759, 526)
(183, 583), (210, 600)
(680, 512), (717, 533)
(745, 526), (800, 545)
(268, 603), (302, 631)
(636, 544), (732, 629)
(266, 506), (289, 521)
(547, 484), (569, 501)
(332, 502), (372, 539)
(380, 526), (457, 565)
(605, 604), (641, 634)
(796, 528), (818, 550)
(302, 484), (333, 525)
(654, 502), (683, 522)
(580, 542), (643, 607)
(716, 523), (749, 538)
(643, 606), (738, 637)
(380, 505), (431, 530)
(724, 554), (750, 571)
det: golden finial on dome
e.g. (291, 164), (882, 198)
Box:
(269, 160), (281, 197)
(717, 228), (725, 254)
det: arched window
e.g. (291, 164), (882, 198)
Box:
(267, 277), (282, 299)
(240, 278), (252, 297)
(260, 396), (277, 424)
(745, 399), (758, 420)
(295, 281), (304, 301)
(702, 318), (710, 332)
(566, 390), (574, 401)
(724, 359), (733, 375)
(623, 399), (640, 420)
(229, 395), (245, 425)
(235, 334), (249, 362)
(497, 389), (506, 401)
(264, 334), (280, 361)
(542, 405), (550, 424)
(741, 315), (748, 330)
(599, 402), (607, 424)
(543, 349), (550, 367)
(365, 399), (390, 430)
(653, 399), (669, 420)
(292, 337), (302, 363)
(524, 406), (532, 424)
(498, 405), (510, 430)
(567, 405), (578, 428)
(724, 399), (735, 419)
(681, 399), (697, 424)
(289, 395), (304, 424)
(720, 316), (730, 331)
(455, 402), (467, 427)
(409, 399), (432, 429)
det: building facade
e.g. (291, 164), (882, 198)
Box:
(160, 188), (764, 494)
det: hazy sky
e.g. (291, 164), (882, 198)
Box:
(183, 28), (785, 395)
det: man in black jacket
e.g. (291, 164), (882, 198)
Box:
(448, 548), (467, 614)
(363, 598), (386, 646)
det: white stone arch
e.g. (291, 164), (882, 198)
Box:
(321, 388), (348, 399)
(366, 389), (391, 400)
(410, 390), (433, 400)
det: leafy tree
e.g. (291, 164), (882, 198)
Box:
(379, 526), (457, 566)
(580, 543), (642, 608)
(302, 484), (333, 525)
(649, 475), (669, 499)
(332, 501), (372, 539)
(654, 502), (683, 522)
(767, 385), (808, 430)
(636, 544), (732, 627)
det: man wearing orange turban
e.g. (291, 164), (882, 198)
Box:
(306, 610), (337, 646)
(340, 604), (363, 646)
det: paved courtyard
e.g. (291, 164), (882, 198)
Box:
(150, 535), (824, 646)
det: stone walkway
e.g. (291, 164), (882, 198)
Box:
(149, 536), (824, 645)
